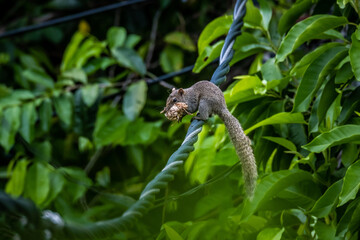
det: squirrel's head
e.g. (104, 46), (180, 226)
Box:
(161, 88), (185, 113)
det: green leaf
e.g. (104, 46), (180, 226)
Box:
(0, 106), (21, 152)
(126, 145), (143, 173)
(5, 159), (29, 196)
(112, 47), (146, 76)
(25, 162), (51, 205)
(93, 106), (130, 147)
(42, 170), (66, 207)
(61, 31), (86, 71)
(278, 0), (313, 35)
(19, 102), (37, 143)
(277, 181), (320, 210)
(81, 84), (99, 107)
(23, 68), (54, 89)
(124, 34), (141, 48)
(290, 42), (344, 78)
(262, 136), (297, 152)
(231, 32), (268, 65)
(257, 227), (284, 240)
(224, 75), (266, 105)
(60, 167), (92, 202)
(258, 0), (272, 31)
(337, 198), (360, 237)
(160, 45), (184, 73)
(39, 98), (52, 133)
(337, 86), (360, 125)
(164, 31), (196, 52)
(310, 179), (343, 217)
(123, 80), (147, 121)
(338, 160), (360, 206)
(197, 15), (233, 54)
(240, 169), (313, 221)
(303, 125), (360, 153)
(244, 0), (263, 30)
(107, 26), (127, 50)
(335, 62), (353, 84)
(293, 46), (347, 112)
(314, 221), (337, 240)
(337, 0), (351, 8)
(261, 58), (282, 81)
(244, 112), (306, 135)
(350, 28), (360, 81)
(53, 92), (73, 128)
(164, 224), (184, 240)
(124, 118), (161, 145)
(61, 68), (87, 83)
(317, 78), (337, 126)
(342, 143), (359, 167)
(96, 166), (111, 187)
(193, 41), (223, 73)
(276, 15), (348, 62)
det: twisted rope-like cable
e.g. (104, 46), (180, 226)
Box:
(46, 1), (247, 239)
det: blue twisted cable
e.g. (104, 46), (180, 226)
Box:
(44, 0), (247, 239)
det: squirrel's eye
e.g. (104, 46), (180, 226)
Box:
(173, 98), (177, 103)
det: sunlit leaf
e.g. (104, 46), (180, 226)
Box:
(262, 136), (297, 152)
(257, 227), (284, 240)
(193, 41), (223, 73)
(5, 159), (29, 196)
(61, 31), (86, 71)
(245, 112), (306, 135)
(303, 125), (360, 153)
(164, 224), (184, 240)
(224, 75), (266, 105)
(197, 15), (232, 53)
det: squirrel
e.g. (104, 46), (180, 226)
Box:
(162, 80), (258, 198)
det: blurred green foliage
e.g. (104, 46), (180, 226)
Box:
(1, 0), (360, 239)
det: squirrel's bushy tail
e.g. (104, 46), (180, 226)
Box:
(219, 109), (257, 198)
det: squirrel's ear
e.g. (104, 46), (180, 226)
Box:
(178, 88), (184, 95)
(172, 88), (176, 92)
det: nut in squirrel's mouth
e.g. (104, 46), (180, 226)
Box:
(160, 102), (190, 122)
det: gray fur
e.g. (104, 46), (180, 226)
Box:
(164, 81), (258, 198)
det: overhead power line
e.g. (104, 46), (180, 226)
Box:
(0, 0), (153, 39)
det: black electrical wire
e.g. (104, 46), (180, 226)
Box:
(0, 0), (153, 39)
